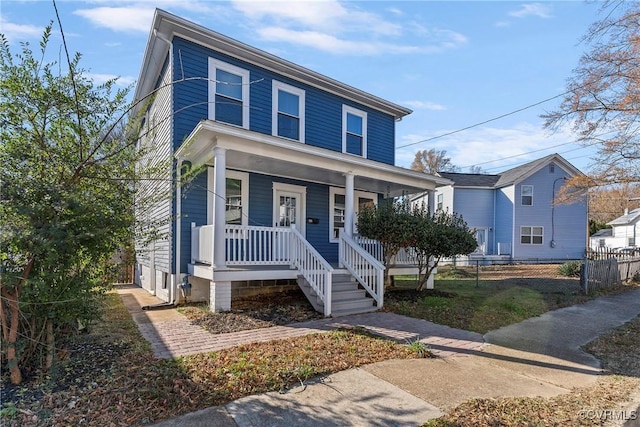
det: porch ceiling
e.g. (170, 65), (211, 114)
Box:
(176, 120), (451, 196)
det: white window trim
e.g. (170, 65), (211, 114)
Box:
(342, 105), (367, 158)
(520, 225), (544, 245)
(208, 58), (250, 129)
(329, 187), (377, 243)
(207, 168), (249, 227)
(436, 193), (444, 211)
(272, 80), (305, 142)
(521, 184), (533, 206)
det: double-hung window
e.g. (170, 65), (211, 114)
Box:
(342, 105), (367, 157)
(208, 59), (249, 128)
(207, 168), (249, 227)
(272, 81), (305, 141)
(436, 194), (443, 211)
(521, 185), (533, 206)
(520, 226), (543, 245)
(329, 188), (377, 242)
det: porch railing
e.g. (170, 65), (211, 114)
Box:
(352, 235), (418, 265)
(190, 223), (292, 265)
(290, 227), (333, 316)
(339, 231), (385, 308)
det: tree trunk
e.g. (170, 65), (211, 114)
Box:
(45, 319), (54, 371)
(3, 288), (23, 384)
(1, 257), (35, 385)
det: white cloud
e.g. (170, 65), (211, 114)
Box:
(0, 18), (43, 41)
(233, 0), (466, 56)
(73, 1), (221, 33)
(257, 27), (445, 55)
(73, 6), (155, 33)
(401, 101), (447, 111)
(395, 122), (588, 172)
(87, 73), (136, 87)
(509, 3), (553, 19)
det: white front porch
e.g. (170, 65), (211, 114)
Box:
(188, 224), (428, 316)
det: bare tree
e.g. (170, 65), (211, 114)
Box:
(410, 149), (458, 174)
(543, 0), (640, 186)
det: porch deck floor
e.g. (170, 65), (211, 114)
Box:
(117, 284), (484, 360)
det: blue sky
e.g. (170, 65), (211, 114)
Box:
(1, 0), (604, 173)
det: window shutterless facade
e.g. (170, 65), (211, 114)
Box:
(437, 193), (443, 211)
(520, 226), (543, 244)
(208, 59), (250, 128)
(521, 185), (533, 206)
(272, 80), (305, 142)
(342, 105), (367, 157)
(207, 169), (249, 227)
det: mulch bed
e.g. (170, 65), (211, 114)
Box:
(181, 289), (324, 334)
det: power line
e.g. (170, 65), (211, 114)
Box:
(395, 92), (569, 150)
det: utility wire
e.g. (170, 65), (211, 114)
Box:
(396, 91), (569, 150)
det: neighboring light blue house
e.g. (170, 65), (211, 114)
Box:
(132, 10), (449, 316)
(413, 154), (588, 261)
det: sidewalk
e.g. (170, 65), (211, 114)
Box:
(117, 286), (640, 427)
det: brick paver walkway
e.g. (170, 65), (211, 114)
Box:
(118, 286), (485, 359)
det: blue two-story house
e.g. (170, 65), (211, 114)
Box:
(133, 10), (449, 316)
(413, 154), (588, 261)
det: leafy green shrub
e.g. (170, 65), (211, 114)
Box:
(558, 261), (583, 277)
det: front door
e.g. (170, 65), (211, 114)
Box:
(273, 183), (306, 260)
(473, 228), (487, 255)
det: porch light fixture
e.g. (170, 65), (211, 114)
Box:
(307, 217), (319, 224)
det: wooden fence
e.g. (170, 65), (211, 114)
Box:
(582, 256), (640, 292)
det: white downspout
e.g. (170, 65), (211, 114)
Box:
(174, 158), (182, 304)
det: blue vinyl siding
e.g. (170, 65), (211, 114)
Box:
(495, 187), (514, 252)
(178, 169), (208, 273)
(513, 167), (586, 259)
(453, 188), (495, 254)
(171, 37), (396, 164)
(249, 173), (337, 263)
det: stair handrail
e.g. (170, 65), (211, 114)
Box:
(339, 230), (385, 308)
(290, 226), (334, 316)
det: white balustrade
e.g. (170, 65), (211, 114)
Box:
(339, 231), (385, 308)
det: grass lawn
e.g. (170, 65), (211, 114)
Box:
(385, 264), (636, 334)
(3, 264), (639, 426)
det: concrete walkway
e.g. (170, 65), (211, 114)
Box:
(117, 285), (640, 427)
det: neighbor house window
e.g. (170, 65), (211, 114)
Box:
(436, 194), (443, 211)
(208, 169), (249, 227)
(521, 226), (543, 245)
(342, 105), (367, 157)
(629, 238), (636, 247)
(272, 81), (305, 141)
(599, 239), (606, 248)
(208, 59), (250, 128)
(521, 185), (533, 206)
(329, 188), (377, 242)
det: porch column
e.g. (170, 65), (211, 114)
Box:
(210, 280), (231, 312)
(212, 146), (227, 269)
(344, 172), (355, 236)
(427, 190), (435, 215)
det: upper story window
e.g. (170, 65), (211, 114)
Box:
(436, 194), (443, 211)
(342, 105), (367, 157)
(208, 59), (249, 128)
(272, 81), (305, 142)
(521, 185), (533, 206)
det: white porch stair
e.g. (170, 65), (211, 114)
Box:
(297, 271), (377, 317)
